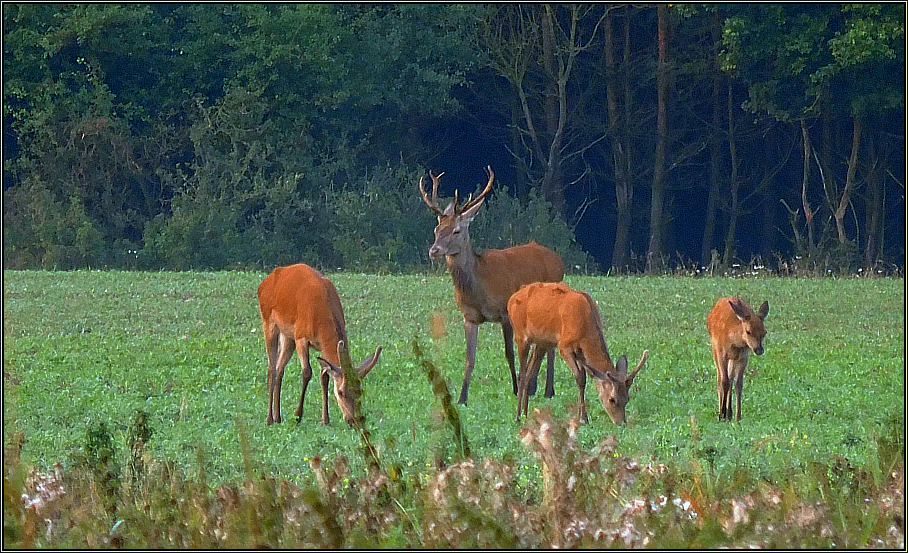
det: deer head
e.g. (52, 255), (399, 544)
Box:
(419, 166), (495, 259)
(317, 341), (382, 426)
(728, 299), (769, 355)
(585, 350), (648, 424)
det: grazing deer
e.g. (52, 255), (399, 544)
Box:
(706, 297), (769, 421)
(508, 282), (648, 425)
(257, 263), (382, 426)
(419, 166), (565, 405)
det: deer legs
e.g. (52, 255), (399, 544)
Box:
(543, 349), (555, 398)
(458, 318), (552, 406)
(294, 341), (312, 424)
(501, 319), (519, 395)
(265, 334), (333, 426)
(458, 322), (480, 405)
(266, 333), (296, 425)
(715, 352), (747, 422)
(515, 344), (545, 421)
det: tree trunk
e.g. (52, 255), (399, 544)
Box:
(863, 131), (882, 268)
(646, 4), (669, 273)
(761, 127), (779, 262)
(540, 5), (565, 216)
(605, 8), (631, 273)
(800, 120), (816, 254)
(834, 115), (861, 244)
(701, 13), (723, 267)
(722, 83), (740, 264)
(620, 7), (634, 267)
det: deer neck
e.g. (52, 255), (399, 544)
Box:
(446, 241), (487, 303)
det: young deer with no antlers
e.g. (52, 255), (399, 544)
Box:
(419, 166), (565, 405)
(257, 263), (382, 426)
(706, 297), (769, 421)
(508, 282), (648, 425)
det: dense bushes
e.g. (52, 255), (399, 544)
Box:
(3, 176), (108, 270)
(4, 160), (591, 273)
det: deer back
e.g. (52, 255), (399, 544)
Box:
(509, 282), (647, 425)
(509, 282), (609, 366)
(257, 264), (347, 364)
(454, 242), (565, 321)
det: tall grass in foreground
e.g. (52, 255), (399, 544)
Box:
(5, 396), (904, 548)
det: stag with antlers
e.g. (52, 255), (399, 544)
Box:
(419, 166), (565, 405)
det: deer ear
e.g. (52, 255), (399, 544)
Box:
(615, 355), (629, 376)
(582, 359), (608, 380)
(604, 370), (622, 386)
(317, 357), (342, 378)
(356, 346), (382, 378)
(757, 301), (769, 320)
(728, 299), (750, 321)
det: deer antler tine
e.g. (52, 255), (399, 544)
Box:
(430, 171), (444, 194)
(460, 165), (495, 213)
(430, 171), (445, 205)
(629, 350), (648, 379)
(419, 172), (445, 215)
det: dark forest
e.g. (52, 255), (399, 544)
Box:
(3, 4), (904, 273)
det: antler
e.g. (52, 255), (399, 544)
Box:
(628, 350), (648, 380)
(418, 171), (446, 216)
(460, 166), (495, 214)
(419, 166), (494, 216)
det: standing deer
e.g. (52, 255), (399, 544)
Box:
(706, 297), (769, 421)
(419, 166), (565, 405)
(257, 263), (382, 426)
(508, 282), (648, 425)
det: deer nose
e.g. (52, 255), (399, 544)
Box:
(754, 346), (764, 355)
(428, 245), (443, 259)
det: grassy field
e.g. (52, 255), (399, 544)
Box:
(3, 270), (905, 547)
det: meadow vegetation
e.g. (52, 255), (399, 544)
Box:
(3, 270), (904, 547)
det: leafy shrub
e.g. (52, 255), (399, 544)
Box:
(470, 186), (597, 273)
(2, 176), (110, 269)
(140, 194), (238, 270)
(327, 164), (437, 273)
(236, 174), (330, 269)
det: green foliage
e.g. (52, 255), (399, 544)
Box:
(70, 421), (121, 516)
(141, 195), (239, 270)
(470, 186), (597, 273)
(721, 4), (904, 119)
(128, 160), (590, 273)
(413, 339), (471, 465)
(2, 176), (110, 269)
(3, 4), (486, 272)
(326, 165), (438, 273)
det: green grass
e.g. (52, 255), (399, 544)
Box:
(3, 270), (905, 547)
